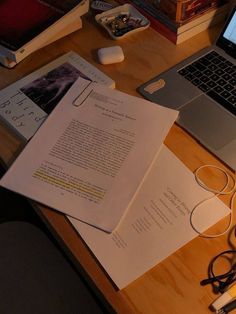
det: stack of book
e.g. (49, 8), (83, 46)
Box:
(0, 0), (89, 68)
(116, 0), (229, 44)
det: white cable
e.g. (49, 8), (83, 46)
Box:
(190, 164), (236, 238)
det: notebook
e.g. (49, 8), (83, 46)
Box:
(139, 5), (236, 171)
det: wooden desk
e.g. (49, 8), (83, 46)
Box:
(0, 13), (235, 314)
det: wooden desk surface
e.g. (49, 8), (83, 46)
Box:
(0, 13), (235, 314)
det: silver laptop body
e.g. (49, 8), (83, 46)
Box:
(139, 6), (236, 170)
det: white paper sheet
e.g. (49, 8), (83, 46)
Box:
(0, 78), (178, 232)
(69, 146), (230, 289)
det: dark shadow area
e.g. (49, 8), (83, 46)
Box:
(0, 164), (115, 314)
(0, 164), (44, 227)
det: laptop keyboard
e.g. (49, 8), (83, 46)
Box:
(178, 51), (236, 116)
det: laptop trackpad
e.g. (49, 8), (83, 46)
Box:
(178, 95), (236, 150)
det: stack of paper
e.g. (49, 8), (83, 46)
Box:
(0, 76), (230, 289)
(69, 145), (230, 288)
(0, 77), (178, 232)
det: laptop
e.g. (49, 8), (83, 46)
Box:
(138, 5), (236, 171)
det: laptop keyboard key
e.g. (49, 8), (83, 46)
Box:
(228, 96), (236, 104)
(208, 64), (218, 71)
(210, 74), (220, 81)
(204, 69), (213, 76)
(225, 67), (235, 74)
(192, 78), (202, 86)
(221, 91), (231, 98)
(185, 73), (195, 81)
(225, 60), (234, 67)
(201, 75), (210, 83)
(199, 84), (211, 92)
(222, 73), (232, 80)
(215, 69), (225, 76)
(212, 58), (221, 65)
(229, 78), (236, 85)
(177, 51), (236, 116)
(224, 84), (234, 92)
(217, 79), (227, 86)
(217, 55), (226, 61)
(219, 63), (229, 70)
(207, 90), (236, 115)
(200, 58), (211, 66)
(186, 65), (196, 73)
(214, 86), (224, 93)
(207, 81), (217, 88)
(178, 68), (189, 76)
(192, 61), (206, 71)
(194, 70), (203, 78)
(205, 52), (216, 60)
(209, 51), (219, 57)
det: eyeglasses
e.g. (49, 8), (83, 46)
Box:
(201, 249), (236, 293)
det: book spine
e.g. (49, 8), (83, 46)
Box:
(177, 4), (229, 33)
(116, 0), (228, 44)
(117, 0), (178, 30)
(176, 9), (228, 44)
(134, 0), (178, 31)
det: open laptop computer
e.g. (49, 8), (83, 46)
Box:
(138, 5), (236, 171)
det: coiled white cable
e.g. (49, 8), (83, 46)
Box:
(190, 164), (236, 238)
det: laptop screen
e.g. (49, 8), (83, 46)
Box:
(216, 5), (236, 58)
(223, 9), (236, 44)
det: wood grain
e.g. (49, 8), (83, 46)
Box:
(0, 13), (234, 314)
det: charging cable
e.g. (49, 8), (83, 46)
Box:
(190, 164), (236, 238)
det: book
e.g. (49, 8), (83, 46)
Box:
(0, 77), (178, 233)
(0, 16), (83, 69)
(69, 145), (230, 289)
(34, 18), (83, 52)
(0, 51), (115, 141)
(157, 0), (225, 23)
(0, 0), (89, 67)
(116, 0), (229, 44)
(173, 7), (229, 44)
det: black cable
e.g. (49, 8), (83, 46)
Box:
(218, 299), (236, 314)
(200, 250), (236, 294)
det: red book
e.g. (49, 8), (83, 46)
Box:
(0, 0), (84, 51)
(0, 0), (89, 67)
